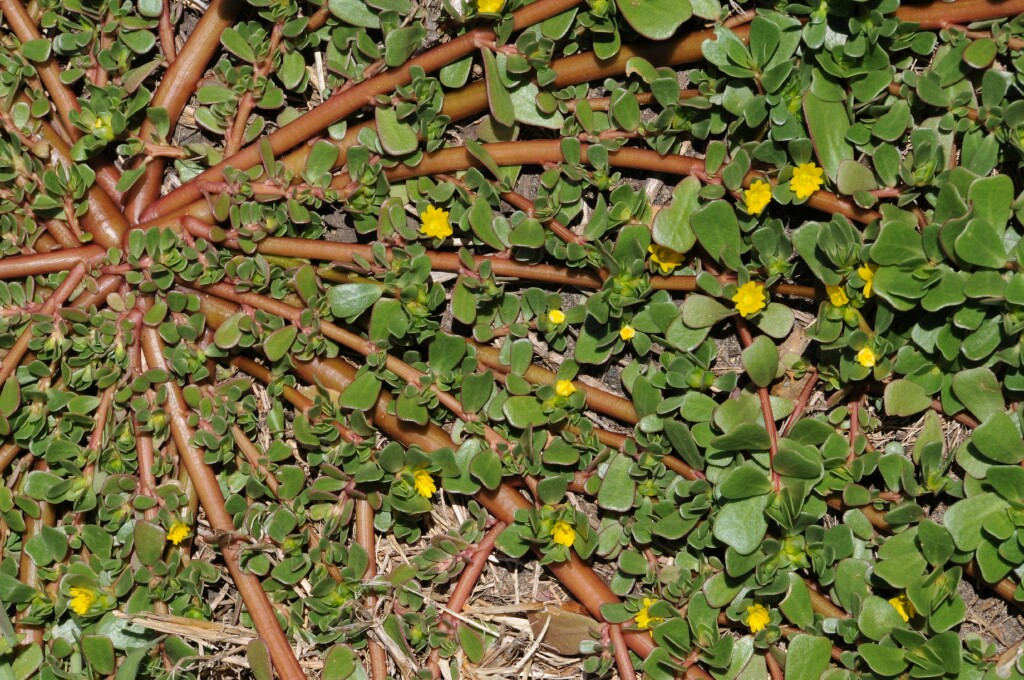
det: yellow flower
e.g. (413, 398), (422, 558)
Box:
(888, 594), (915, 622)
(167, 521), (191, 545)
(731, 281), (767, 318)
(856, 346), (876, 368)
(648, 245), (684, 274)
(550, 520), (575, 547)
(547, 309), (566, 325)
(555, 380), (577, 397)
(635, 597), (663, 630)
(619, 325), (636, 341)
(858, 263), (878, 298)
(826, 285), (849, 307)
(413, 469), (436, 498)
(69, 587), (96, 616)
(744, 604), (770, 633)
(477, 0), (502, 11)
(744, 180), (772, 215)
(419, 205), (452, 240)
(789, 162), (824, 200)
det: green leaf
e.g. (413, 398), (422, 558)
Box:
(263, 326), (298, 362)
(718, 461), (772, 500)
(943, 493), (1010, 551)
(741, 336), (778, 388)
(384, 24), (427, 67)
(784, 635), (831, 680)
(322, 645), (358, 680)
(303, 141), (340, 184)
(712, 494), (768, 555)
(328, 284), (384, 318)
(338, 371), (382, 411)
(951, 367), (1004, 422)
(482, 49), (515, 127)
(652, 177), (699, 254)
(374, 108), (418, 156)
(617, 0), (692, 40)
(858, 643), (908, 676)
(955, 219), (1006, 268)
(20, 39), (51, 63)
(857, 596), (907, 641)
(80, 634), (114, 675)
(246, 641), (274, 680)
(134, 520), (166, 566)
(963, 38), (997, 68)
(503, 396), (546, 428)
(836, 160), (877, 195)
(780, 574), (814, 629)
(883, 380), (932, 417)
(691, 200), (741, 266)
(221, 28), (256, 63)
(681, 295), (731, 328)
(328, 0), (380, 27)
(803, 93), (853, 181)
(970, 412), (1024, 464)
(597, 454), (635, 512)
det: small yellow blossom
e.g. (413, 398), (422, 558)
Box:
(744, 604), (770, 633)
(744, 180), (772, 215)
(69, 587), (96, 616)
(413, 469), (436, 498)
(858, 263), (878, 298)
(888, 594), (915, 622)
(167, 521), (191, 545)
(826, 285), (849, 307)
(731, 281), (767, 318)
(619, 325), (636, 341)
(789, 162), (824, 200)
(477, 0), (503, 11)
(648, 245), (684, 274)
(419, 205), (452, 240)
(555, 380), (577, 397)
(547, 309), (566, 325)
(856, 346), (876, 368)
(550, 520), (575, 547)
(635, 597), (663, 630)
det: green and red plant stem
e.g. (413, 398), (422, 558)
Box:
(608, 623), (638, 680)
(225, 22), (283, 157)
(15, 461), (53, 645)
(140, 0), (1024, 228)
(32, 118), (129, 247)
(140, 0), (585, 219)
(192, 280), (510, 449)
(426, 521), (506, 679)
(139, 22), (740, 230)
(468, 339), (639, 423)
(0, 0), (123, 199)
(139, 325), (306, 680)
(356, 499), (388, 680)
(733, 315), (781, 490)
(123, 0), (244, 223)
(194, 293), (660, 661)
(0, 246), (102, 279)
(0, 262), (87, 386)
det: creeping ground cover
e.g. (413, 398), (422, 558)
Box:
(3, 0), (1024, 677)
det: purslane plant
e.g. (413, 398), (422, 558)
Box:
(2, 0), (1024, 678)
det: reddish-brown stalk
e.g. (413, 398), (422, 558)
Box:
(195, 292), (660, 660)
(733, 315), (781, 490)
(140, 0), (586, 219)
(122, 0), (245, 223)
(356, 500), (388, 680)
(427, 521), (505, 679)
(0, 0), (123, 199)
(139, 325), (306, 680)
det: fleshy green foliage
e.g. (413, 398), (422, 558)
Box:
(1, 0), (1024, 678)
